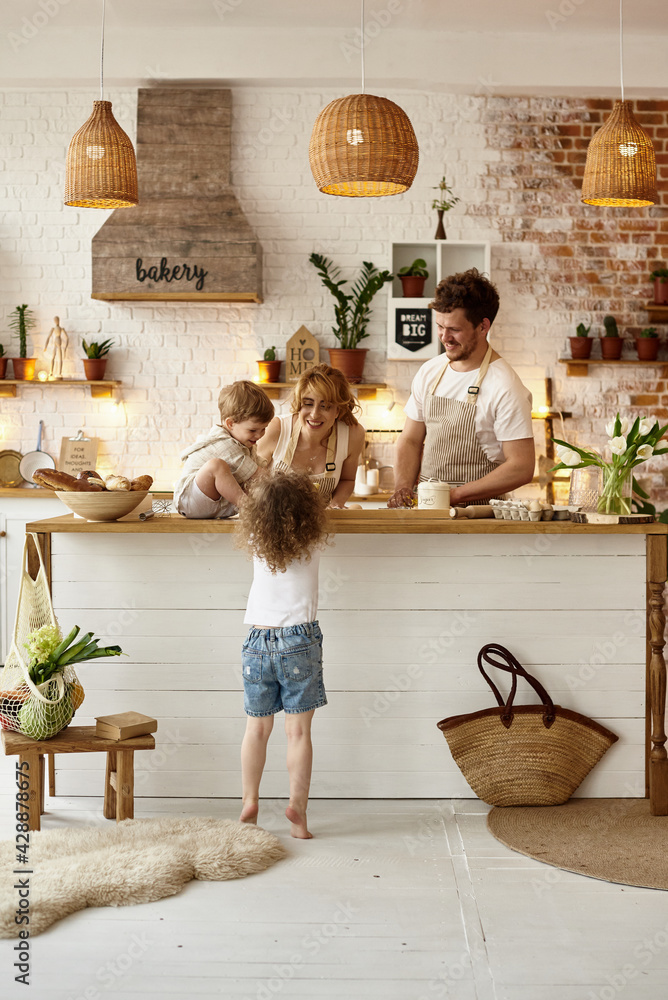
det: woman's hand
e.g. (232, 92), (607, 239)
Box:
(327, 500), (347, 509)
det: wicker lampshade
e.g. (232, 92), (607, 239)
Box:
(65, 101), (138, 208)
(309, 93), (419, 197)
(581, 100), (657, 207)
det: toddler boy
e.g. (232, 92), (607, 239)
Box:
(174, 380), (274, 518)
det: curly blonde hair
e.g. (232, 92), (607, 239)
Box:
(291, 363), (361, 427)
(235, 470), (329, 574)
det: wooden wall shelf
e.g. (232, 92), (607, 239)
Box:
(558, 358), (668, 378)
(0, 379), (121, 399)
(257, 381), (386, 401)
(641, 304), (668, 324)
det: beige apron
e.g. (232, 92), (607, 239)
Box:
(420, 345), (502, 504)
(273, 416), (347, 503)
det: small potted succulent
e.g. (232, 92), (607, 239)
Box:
(431, 176), (460, 239)
(600, 315), (623, 360)
(569, 322), (593, 360)
(8, 304), (37, 380)
(651, 267), (668, 305)
(82, 338), (114, 380)
(636, 327), (660, 361)
(257, 346), (282, 383)
(0, 343), (6, 379)
(397, 258), (429, 298)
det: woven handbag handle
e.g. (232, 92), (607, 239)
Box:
(477, 643), (556, 729)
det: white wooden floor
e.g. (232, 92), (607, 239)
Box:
(2, 792), (668, 1000)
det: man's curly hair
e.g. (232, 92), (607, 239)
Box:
(429, 267), (500, 328)
(235, 470), (329, 574)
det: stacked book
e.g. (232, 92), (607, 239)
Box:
(95, 711), (158, 741)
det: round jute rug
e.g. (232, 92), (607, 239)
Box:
(487, 798), (668, 890)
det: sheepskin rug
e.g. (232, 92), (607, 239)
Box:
(0, 817), (286, 937)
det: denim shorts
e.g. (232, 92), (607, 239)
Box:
(242, 622), (327, 717)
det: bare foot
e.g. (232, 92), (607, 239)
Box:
(240, 801), (258, 824)
(286, 804), (313, 839)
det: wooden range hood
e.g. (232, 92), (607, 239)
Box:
(91, 88), (262, 303)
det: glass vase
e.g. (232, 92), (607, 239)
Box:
(597, 466), (632, 516)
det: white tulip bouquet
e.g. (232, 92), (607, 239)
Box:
(552, 414), (668, 515)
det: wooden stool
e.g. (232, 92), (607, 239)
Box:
(1, 726), (156, 831)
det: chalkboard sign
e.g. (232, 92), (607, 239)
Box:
(394, 307), (432, 353)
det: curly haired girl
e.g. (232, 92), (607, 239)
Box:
(236, 470), (329, 838)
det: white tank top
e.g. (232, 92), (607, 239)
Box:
(244, 549), (322, 627)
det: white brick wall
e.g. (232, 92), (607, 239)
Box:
(1, 86), (550, 488)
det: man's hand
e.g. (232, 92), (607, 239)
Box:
(387, 487), (415, 508)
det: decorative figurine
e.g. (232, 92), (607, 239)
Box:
(45, 316), (69, 380)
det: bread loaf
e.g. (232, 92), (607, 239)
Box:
(130, 475), (153, 491)
(33, 469), (104, 492)
(105, 475), (132, 491)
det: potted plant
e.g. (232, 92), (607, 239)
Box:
(82, 338), (114, 380)
(397, 258), (429, 298)
(651, 267), (668, 305)
(569, 323), (593, 360)
(636, 327), (660, 361)
(600, 315), (623, 360)
(0, 343), (6, 379)
(309, 253), (393, 382)
(431, 175), (460, 239)
(257, 346), (282, 383)
(8, 304), (37, 380)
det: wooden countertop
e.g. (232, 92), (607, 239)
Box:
(25, 511), (668, 535)
(0, 487), (173, 498)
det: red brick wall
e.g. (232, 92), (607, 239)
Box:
(481, 97), (668, 504)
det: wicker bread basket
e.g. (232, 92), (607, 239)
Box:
(437, 644), (618, 807)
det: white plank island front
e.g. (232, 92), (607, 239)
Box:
(24, 511), (668, 813)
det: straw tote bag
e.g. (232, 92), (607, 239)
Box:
(437, 643), (619, 807)
(0, 534), (80, 740)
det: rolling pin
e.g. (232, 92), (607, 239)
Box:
(449, 505), (494, 519)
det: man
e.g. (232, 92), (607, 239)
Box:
(388, 268), (535, 507)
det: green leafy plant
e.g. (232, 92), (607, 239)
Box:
(263, 346), (276, 361)
(0, 343), (4, 358)
(651, 268), (668, 282)
(8, 304), (36, 359)
(398, 258), (429, 279)
(602, 315), (619, 337)
(82, 338), (114, 359)
(309, 253), (393, 349)
(575, 323), (591, 337)
(552, 413), (668, 515)
(639, 327), (659, 338)
(431, 176), (460, 213)
(24, 623), (124, 686)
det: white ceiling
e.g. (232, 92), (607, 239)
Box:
(1, 0), (666, 94)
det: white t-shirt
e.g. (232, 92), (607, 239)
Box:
(403, 356), (533, 464)
(244, 549), (321, 627)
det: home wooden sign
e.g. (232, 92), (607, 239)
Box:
(286, 326), (320, 382)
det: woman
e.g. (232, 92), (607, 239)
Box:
(257, 364), (365, 508)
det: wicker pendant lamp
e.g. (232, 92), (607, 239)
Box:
(581, 0), (656, 207)
(64, 0), (137, 208)
(308, 0), (418, 197)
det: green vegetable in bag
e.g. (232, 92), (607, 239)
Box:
(18, 689), (73, 740)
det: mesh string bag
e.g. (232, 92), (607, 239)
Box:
(0, 534), (81, 740)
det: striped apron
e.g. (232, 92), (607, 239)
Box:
(273, 415), (349, 504)
(420, 345), (502, 504)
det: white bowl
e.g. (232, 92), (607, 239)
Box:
(55, 490), (149, 522)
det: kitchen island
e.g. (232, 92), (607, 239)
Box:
(24, 511), (668, 813)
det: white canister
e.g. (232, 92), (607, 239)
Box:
(417, 479), (451, 510)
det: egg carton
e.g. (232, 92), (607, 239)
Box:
(489, 499), (578, 522)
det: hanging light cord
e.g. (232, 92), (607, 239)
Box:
(619, 0), (624, 101)
(100, 0), (106, 101)
(360, 0), (365, 94)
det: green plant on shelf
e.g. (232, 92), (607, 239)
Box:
(0, 343), (4, 358)
(263, 346), (276, 361)
(575, 323), (591, 337)
(397, 258), (429, 279)
(602, 316), (619, 337)
(8, 304), (36, 359)
(431, 176), (460, 213)
(638, 327), (659, 338)
(82, 338), (114, 358)
(309, 253), (393, 349)
(651, 268), (668, 282)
